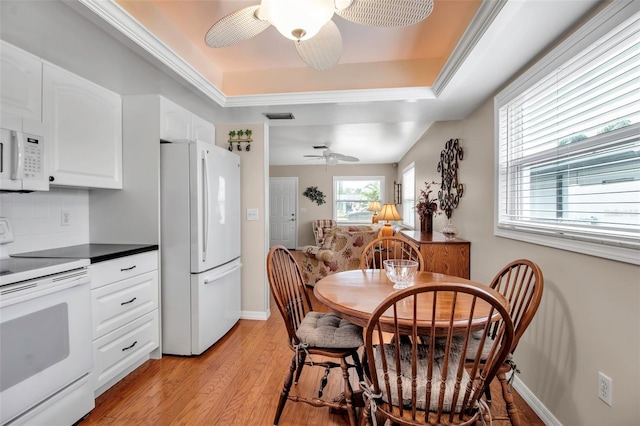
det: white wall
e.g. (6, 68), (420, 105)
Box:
(0, 188), (89, 255)
(397, 99), (640, 425)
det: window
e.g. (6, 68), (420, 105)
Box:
(495, 4), (640, 264)
(402, 164), (415, 228)
(333, 176), (384, 224)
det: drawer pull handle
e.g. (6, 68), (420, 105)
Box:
(121, 297), (137, 306)
(122, 341), (138, 351)
(121, 265), (137, 272)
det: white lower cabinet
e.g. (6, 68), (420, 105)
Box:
(90, 251), (159, 396)
(92, 311), (159, 391)
(92, 271), (158, 338)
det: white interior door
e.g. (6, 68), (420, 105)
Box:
(269, 177), (297, 249)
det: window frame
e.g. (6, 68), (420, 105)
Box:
(494, 1), (640, 265)
(402, 163), (416, 228)
(333, 176), (385, 224)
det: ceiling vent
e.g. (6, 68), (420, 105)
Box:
(264, 112), (295, 120)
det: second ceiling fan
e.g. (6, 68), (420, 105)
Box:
(204, 0), (435, 71)
(304, 146), (359, 165)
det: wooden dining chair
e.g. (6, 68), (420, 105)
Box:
(475, 259), (544, 425)
(266, 245), (365, 426)
(360, 236), (425, 271)
(360, 282), (515, 426)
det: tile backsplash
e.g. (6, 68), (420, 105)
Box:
(0, 188), (90, 255)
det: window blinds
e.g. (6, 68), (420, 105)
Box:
(497, 11), (640, 249)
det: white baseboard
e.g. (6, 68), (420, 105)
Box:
(512, 375), (562, 426)
(241, 310), (270, 321)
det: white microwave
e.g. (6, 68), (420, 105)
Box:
(0, 114), (49, 192)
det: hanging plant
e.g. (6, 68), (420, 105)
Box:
(303, 186), (326, 206)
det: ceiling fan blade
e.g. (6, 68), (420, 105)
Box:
(303, 155), (325, 158)
(295, 20), (342, 71)
(205, 6), (270, 48)
(334, 154), (359, 162)
(336, 0), (434, 27)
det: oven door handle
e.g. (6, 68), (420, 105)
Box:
(0, 271), (90, 308)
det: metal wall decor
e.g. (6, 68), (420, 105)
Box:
(303, 186), (326, 206)
(437, 138), (464, 219)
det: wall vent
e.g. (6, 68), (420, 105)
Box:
(264, 112), (295, 120)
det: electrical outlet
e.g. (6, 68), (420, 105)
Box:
(598, 372), (612, 406)
(61, 210), (71, 226)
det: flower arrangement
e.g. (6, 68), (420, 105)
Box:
(415, 181), (439, 220)
(303, 186), (326, 206)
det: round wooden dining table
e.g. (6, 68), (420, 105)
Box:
(313, 269), (508, 332)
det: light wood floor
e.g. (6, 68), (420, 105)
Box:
(82, 252), (545, 425)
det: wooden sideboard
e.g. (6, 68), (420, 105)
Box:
(399, 231), (470, 279)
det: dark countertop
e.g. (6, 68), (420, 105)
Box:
(11, 244), (158, 264)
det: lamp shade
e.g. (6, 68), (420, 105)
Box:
(378, 203), (402, 222)
(367, 201), (381, 212)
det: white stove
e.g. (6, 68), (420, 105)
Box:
(0, 218), (94, 426)
(0, 217), (89, 286)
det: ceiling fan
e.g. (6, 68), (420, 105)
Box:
(204, 0), (434, 71)
(304, 146), (359, 165)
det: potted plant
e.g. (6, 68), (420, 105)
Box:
(238, 129), (245, 140)
(415, 181), (439, 233)
(228, 130), (236, 140)
(245, 129), (252, 139)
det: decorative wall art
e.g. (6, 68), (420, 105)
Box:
(437, 138), (464, 238)
(228, 129), (253, 152)
(303, 186), (326, 206)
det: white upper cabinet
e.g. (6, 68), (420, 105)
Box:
(191, 113), (215, 144)
(43, 63), (123, 189)
(0, 40), (42, 121)
(159, 97), (214, 144)
(159, 97), (191, 142)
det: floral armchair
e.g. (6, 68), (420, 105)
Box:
(301, 226), (379, 287)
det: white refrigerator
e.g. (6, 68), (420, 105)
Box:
(160, 140), (241, 356)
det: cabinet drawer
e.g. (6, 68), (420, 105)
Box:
(93, 310), (159, 391)
(91, 251), (158, 289)
(92, 270), (158, 339)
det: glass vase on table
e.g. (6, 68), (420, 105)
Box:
(383, 259), (419, 290)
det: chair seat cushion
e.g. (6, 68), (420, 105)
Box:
(465, 331), (513, 361)
(296, 312), (364, 349)
(373, 337), (470, 412)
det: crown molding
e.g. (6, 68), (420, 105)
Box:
(77, 0), (474, 108)
(77, 0), (227, 106)
(432, 0), (506, 97)
(223, 86), (436, 107)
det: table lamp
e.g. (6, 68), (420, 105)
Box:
(367, 201), (381, 224)
(377, 203), (402, 237)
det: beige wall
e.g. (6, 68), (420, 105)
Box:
(216, 124), (269, 318)
(270, 163), (398, 247)
(398, 99), (640, 425)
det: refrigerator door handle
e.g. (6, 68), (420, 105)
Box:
(202, 151), (209, 263)
(203, 263), (242, 284)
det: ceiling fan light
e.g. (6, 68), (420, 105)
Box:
(326, 154), (339, 165)
(260, 0), (334, 41)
